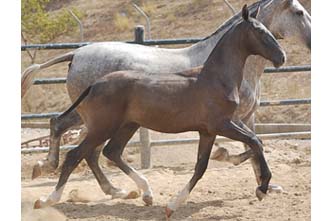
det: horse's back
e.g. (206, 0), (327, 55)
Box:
(67, 42), (191, 100)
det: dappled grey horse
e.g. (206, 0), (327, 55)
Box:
(22, 0), (310, 195)
(33, 6), (286, 217)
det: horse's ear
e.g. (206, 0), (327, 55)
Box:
(251, 5), (261, 19)
(242, 4), (249, 21)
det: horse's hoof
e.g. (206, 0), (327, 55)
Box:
(32, 163), (42, 180)
(268, 184), (283, 193)
(210, 147), (229, 161)
(32, 160), (57, 180)
(255, 187), (267, 201)
(165, 206), (174, 219)
(33, 199), (42, 209)
(143, 194), (153, 206)
(125, 190), (141, 199)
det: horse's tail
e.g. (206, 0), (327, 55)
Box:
(60, 85), (92, 118)
(21, 51), (74, 98)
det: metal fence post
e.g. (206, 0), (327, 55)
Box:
(134, 25), (151, 169)
(134, 25), (145, 44)
(139, 128), (151, 169)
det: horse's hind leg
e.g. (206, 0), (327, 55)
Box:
(84, 144), (129, 199)
(166, 133), (215, 218)
(34, 133), (103, 209)
(216, 120), (272, 201)
(102, 123), (153, 205)
(32, 110), (83, 179)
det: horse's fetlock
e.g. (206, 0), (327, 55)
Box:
(261, 170), (272, 183)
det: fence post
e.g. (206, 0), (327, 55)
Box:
(134, 25), (145, 44)
(139, 128), (151, 169)
(134, 25), (151, 169)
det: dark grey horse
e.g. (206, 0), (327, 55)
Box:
(34, 6), (286, 218)
(22, 0), (310, 194)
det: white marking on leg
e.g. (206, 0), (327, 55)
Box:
(167, 183), (190, 211)
(128, 170), (153, 197)
(49, 185), (65, 202)
(37, 186), (65, 208)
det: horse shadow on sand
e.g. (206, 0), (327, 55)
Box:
(54, 199), (238, 220)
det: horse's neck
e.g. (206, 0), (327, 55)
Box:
(185, 32), (228, 67)
(184, 14), (242, 67)
(241, 0), (283, 85)
(258, 0), (284, 30)
(199, 27), (248, 88)
(183, 0), (281, 67)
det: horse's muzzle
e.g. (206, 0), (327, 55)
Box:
(273, 51), (286, 68)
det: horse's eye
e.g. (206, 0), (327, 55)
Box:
(296, 10), (304, 16)
(257, 29), (264, 34)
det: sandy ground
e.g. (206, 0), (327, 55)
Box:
(21, 128), (310, 221)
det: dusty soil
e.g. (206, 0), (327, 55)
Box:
(21, 128), (311, 221)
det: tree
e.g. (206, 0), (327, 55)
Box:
(21, 0), (82, 63)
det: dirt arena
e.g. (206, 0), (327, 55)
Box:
(21, 129), (310, 221)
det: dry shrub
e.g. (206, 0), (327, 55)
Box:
(175, 0), (212, 17)
(113, 13), (133, 31)
(141, 2), (156, 15)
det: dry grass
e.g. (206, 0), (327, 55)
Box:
(141, 1), (156, 15)
(113, 13), (133, 32)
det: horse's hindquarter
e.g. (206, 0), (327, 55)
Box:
(66, 42), (191, 101)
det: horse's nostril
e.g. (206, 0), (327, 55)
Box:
(281, 55), (285, 64)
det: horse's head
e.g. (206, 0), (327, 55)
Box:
(241, 4), (286, 68)
(268, 0), (311, 49)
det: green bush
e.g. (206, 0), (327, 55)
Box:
(21, 0), (83, 43)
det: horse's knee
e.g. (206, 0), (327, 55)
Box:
(248, 136), (263, 152)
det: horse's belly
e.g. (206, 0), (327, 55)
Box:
(126, 93), (201, 133)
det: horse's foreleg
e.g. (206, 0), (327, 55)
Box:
(166, 133), (215, 218)
(244, 115), (283, 193)
(32, 110), (83, 179)
(216, 120), (271, 201)
(210, 116), (257, 165)
(102, 123), (151, 203)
